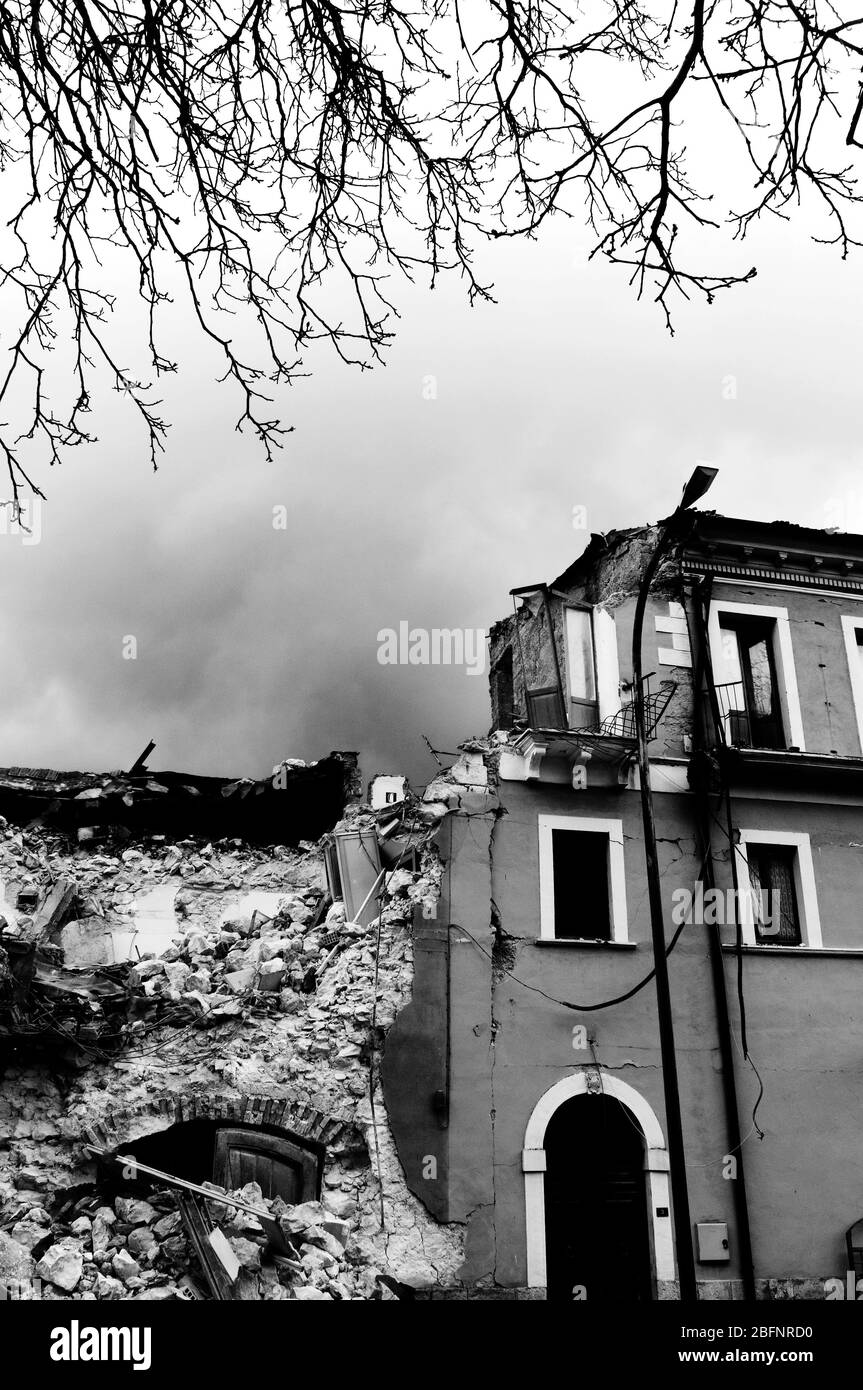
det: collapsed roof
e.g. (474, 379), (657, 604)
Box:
(0, 751), (362, 846)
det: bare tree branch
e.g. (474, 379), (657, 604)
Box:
(0, 0), (860, 508)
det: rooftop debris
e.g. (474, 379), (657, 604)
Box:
(0, 751), (362, 846)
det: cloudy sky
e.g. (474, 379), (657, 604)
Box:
(2, 199), (862, 790)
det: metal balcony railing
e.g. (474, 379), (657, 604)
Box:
(518, 675), (679, 763)
(583, 673), (677, 742)
(707, 680), (785, 751)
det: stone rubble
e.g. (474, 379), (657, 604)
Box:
(0, 800), (466, 1299)
(3, 1181), (409, 1301)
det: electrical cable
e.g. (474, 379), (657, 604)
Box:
(449, 913), (691, 1013)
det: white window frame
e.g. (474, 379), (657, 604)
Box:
(707, 599), (805, 751)
(841, 615), (863, 756)
(734, 829), (821, 948)
(538, 814), (628, 942)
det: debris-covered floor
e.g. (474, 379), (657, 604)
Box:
(0, 776), (464, 1300)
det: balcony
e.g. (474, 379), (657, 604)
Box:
(503, 676), (677, 788)
(704, 681), (863, 793)
(711, 680), (785, 751)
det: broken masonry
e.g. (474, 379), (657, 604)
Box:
(0, 756), (464, 1301)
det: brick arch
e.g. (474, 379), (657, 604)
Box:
(81, 1091), (359, 1158)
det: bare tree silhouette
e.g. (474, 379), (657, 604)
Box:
(0, 0), (860, 506)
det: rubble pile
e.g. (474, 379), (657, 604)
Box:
(0, 817), (331, 1050)
(0, 789), (467, 1299)
(3, 1182), (403, 1301)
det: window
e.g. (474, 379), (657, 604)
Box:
(718, 615), (784, 749)
(565, 608), (598, 730)
(551, 829), (610, 939)
(538, 815), (628, 942)
(708, 599), (805, 751)
(736, 830), (821, 948)
(745, 844), (801, 945)
(841, 616), (863, 755)
(492, 646), (515, 730)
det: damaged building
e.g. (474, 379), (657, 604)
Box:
(5, 506), (863, 1304)
(380, 510), (863, 1301)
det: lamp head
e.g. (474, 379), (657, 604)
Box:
(679, 465), (718, 511)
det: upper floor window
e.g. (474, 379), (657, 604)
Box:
(565, 606), (597, 710)
(841, 615), (863, 755)
(708, 599), (805, 752)
(564, 605), (619, 732)
(736, 829), (821, 948)
(719, 614), (784, 749)
(745, 843), (801, 945)
(538, 815), (628, 942)
(491, 645), (515, 730)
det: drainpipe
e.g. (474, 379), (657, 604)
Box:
(687, 573), (757, 1301)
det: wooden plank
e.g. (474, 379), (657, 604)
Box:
(20, 877), (76, 947)
(178, 1195), (236, 1301)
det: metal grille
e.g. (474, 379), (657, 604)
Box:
(747, 845), (801, 945)
(581, 675), (677, 742)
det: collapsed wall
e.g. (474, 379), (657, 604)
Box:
(487, 523), (695, 760)
(0, 797), (464, 1300)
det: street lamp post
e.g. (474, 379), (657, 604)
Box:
(631, 465), (717, 1304)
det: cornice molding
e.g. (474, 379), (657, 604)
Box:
(683, 556), (863, 596)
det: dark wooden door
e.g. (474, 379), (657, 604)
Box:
(544, 1094), (652, 1302)
(212, 1127), (320, 1204)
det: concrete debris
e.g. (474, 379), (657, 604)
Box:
(17, 1180), (422, 1301)
(35, 1236), (85, 1292)
(0, 783), (466, 1300)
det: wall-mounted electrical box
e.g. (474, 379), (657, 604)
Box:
(696, 1221), (730, 1262)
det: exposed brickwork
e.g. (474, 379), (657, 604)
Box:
(81, 1092), (356, 1158)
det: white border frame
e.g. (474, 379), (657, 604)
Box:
(735, 828), (822, 948)
(522, 1071), (675, 1290)
(707, 599), (805, 751)
(538, 814), (628, 942)
(841, 615), (863, 756)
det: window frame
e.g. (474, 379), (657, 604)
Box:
(707, 599), (805, 751)
(538, 814), (629, 943)
(734, 829), (821, 948)
(561, 602), (621, 730)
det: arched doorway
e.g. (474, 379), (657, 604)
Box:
(544, 1093), (651, 1301)
(523, 1071), (675, 1298)
(95, 1118), (324, 1204)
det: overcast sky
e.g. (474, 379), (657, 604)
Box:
(2, 205), (862, 791)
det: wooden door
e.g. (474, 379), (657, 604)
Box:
(544, 1095), (652, 1302)
(212, 1127), (320, 1204)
